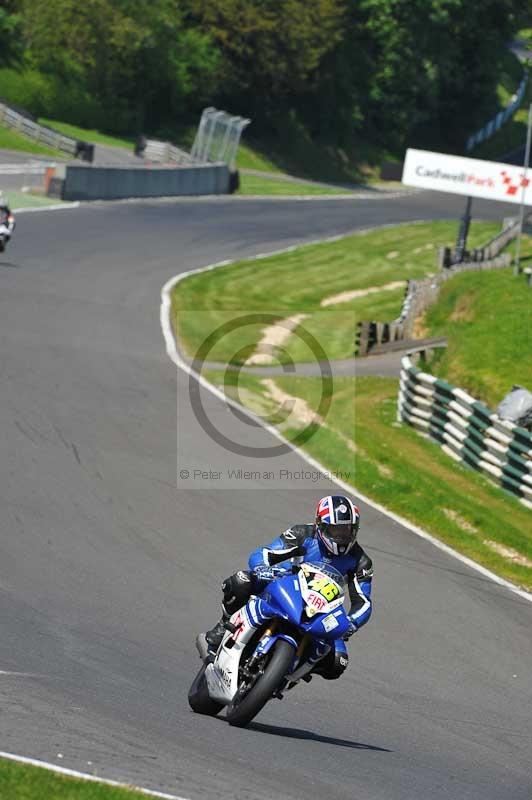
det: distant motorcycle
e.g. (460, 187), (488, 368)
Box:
(0, 208), (15, 253)
(189, 561), (351, 727)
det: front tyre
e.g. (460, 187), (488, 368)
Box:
(188, 663), (224, 716)
(226, 639), (295, 728)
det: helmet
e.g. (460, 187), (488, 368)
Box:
(315, 495), (360, 555)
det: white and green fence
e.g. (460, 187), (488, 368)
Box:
(398, 356), (532, 508)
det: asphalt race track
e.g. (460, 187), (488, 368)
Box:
(1, 192), (531, 800)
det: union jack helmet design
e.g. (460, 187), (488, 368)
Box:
(315, 495), (360, 555)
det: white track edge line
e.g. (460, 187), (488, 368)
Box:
(10, 189), (416, 214)
(0, 751), (190, 800)
(14, 202), (80, 213)
(161, 226), (532, 605)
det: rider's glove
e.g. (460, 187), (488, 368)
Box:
(267, 544), (306, 566)
(291, 544), (307, 558)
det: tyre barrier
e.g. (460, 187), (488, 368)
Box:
(398, 356), (532, 509)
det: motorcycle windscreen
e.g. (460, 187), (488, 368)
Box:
(263, 573), (304, 626)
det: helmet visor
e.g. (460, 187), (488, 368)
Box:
(321, 522), (353, 545)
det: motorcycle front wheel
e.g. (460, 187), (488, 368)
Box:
(225, 639), (295, 728)
(188, 663), (224, 717)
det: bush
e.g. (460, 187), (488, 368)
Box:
(0, 67), (109, 129)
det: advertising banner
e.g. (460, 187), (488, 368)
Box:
(402, 148), (532, 206)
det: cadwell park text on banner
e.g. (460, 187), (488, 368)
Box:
(403, 149), (532, 206)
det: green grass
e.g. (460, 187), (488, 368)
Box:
(237, 173), (347, 196)
(172, 219), (531, 589)
(39, 118), (134, 150)
(171, 220), (501, 364)
(0, 124), (63, 158)
(233, 128), (381, 183)
(236, 141), (283, 173)
(7, 190), (72, 210)
(0, 757), (163, 799)
(517, 28), (532, 46)
(205, 371), (532, 590)
(422, 262), (532, 408)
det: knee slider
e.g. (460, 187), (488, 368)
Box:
(222, 570), (253, 615)
(332, 648), (349, 678)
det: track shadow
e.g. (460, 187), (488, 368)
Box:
(246, 721), (392, 751)
(0, 260), (19, 269)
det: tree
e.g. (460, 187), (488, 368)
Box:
(20, 0), (219, 130)
(0, 1), (22, 67)
(184, 0), (345, 114)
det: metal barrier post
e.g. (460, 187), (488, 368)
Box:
(514, 103), (532, 275)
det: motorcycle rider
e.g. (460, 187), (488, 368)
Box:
(199, 495), (373, 681)
(0, 192), (15, 251)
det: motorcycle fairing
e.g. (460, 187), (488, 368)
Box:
(205, 607), (257, 703)
(204, 562), (350, 705)
(263, 566), (351, 640)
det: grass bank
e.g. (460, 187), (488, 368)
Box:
(237, 173), (348, 196)
(0, 124), (63, 158)
(205, 371), (532, 590)
(7, 190), (73, 210)
(39, 118), (134, 150)
(171, 220), (531, 590)
(0, 757), (164, 799)
(171, 220), (502, 365)
(422, 266), (532, 408)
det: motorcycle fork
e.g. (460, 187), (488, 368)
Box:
(246, 621), (278, 672)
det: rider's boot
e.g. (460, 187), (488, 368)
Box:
(205, 617), (227, 652)
(196, 612), (230, 660)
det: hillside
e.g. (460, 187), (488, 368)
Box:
(422, 264), (532, 408)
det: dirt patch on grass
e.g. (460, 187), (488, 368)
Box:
(377, 463), (394, 478)
(483, 540), (532, 568)
(321, 281), (405, 307)
(246, 313), (309, 365)
(261, 378), (322, 427)
(442, 508), (479, 534)
(450, 292), (475, 322)
(412, 311), (430, 339)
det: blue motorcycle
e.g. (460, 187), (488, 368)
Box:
(188, 561), (351, 727)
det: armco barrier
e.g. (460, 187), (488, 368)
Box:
(398, 356), (532, 508)
(0, 101), (89, 159)
(356, 252), (511, 356)
(60, 163), (230, 200)
(466, 71), (528, 152)
(142, 139), (193, 165)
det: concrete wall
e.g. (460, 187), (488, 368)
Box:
(61, 163), (230, 200)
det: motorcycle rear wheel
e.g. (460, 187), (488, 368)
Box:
(188, 663), (224, 716)
(225, 639), (295, 728)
